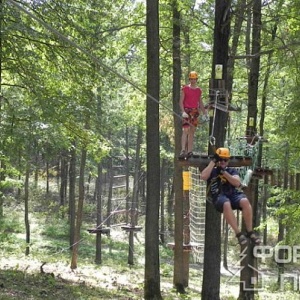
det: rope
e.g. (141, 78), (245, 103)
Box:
(209, 90), (220, 151)
(228, 135), (263, 187)
(7, 0), (187, 125)
(189, 167), (206, 263)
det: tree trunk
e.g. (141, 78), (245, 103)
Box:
(34, 150), (38, 189)
(171, 0), (185, 293)
(227, 0), (247, 94)
(106, 156), (113, 230)
(144, 0), (161, 298)
(60, 153), (68, 209)
(46, 161), (50, 194)
(95, 163), (103, 264)
(239, 1), (262, 298)
(246, 0), (261, 137)
(167, 175), (174, 238)
(223, 222), (229, 270)
(160, 158), (166, 244)
(259, 22), (277, 246)
(24, 163), (30, 256)
(0, 0), (2, 217)
(277, 159), (289, 285)
(262, 174), (268, 245)
(70, 147), (87, 269)
(132, 129), (142, 226)
(227, 0), (247, 137)
(125, 126), (130, 224)
(239, 183), (258, 300)
(202, 0), (231, 299)
(128, 128), (142, 265)
(69, 143), (76, 249)
(0, 161), (5, 218)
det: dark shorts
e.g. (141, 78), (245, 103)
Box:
(212, 191), (246, 213)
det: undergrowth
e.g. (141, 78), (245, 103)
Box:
(0, 190), (300, 299)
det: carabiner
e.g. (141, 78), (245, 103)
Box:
(209, 135), (216, 147)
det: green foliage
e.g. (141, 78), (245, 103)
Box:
(0, 268), (131, 300)
(42, 218), (69, 240)
(268, 186), (300, 245)
(2, 0), (300, 173)
(1, 192), (300, 299)
(0, 214), (24, 243)
(0, 178), (23, 192)
(2, 0), (300, 298)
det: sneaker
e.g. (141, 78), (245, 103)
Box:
(186, 152), (193, 158)
(236, 232), (247, 245)
(178, 150), (186, 159)
(247, 231), (261, 245)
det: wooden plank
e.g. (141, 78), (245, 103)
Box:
(167, 242), (204, 252)
(87, 227), (110, 234)
(121, 225), (143, 232)
(178, 155), (252, 171)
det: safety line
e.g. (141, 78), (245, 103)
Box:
(7, 0), (186, 123)
(5, 0), (212, 263)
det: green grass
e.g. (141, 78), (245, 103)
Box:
(1, 194), (300, 299)
(0, 268), (135, 300)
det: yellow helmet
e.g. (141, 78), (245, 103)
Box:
(189, 71), (198, 79)
(216, 147), (230, 158)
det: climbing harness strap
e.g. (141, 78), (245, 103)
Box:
(209, 90), (220, 152)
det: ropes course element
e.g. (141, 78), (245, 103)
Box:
(7, 0), (186, 125)
(208, 90), (219, 151)
(189, 167), (206, 263)
(32, 169), (144, 261)
(208, 82), (265, 185)
(208, 86), (241, 153)
(226, 135), (265, 187)
(188, 139), (265, 264)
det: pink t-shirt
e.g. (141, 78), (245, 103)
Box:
(182, 85), (202, 108)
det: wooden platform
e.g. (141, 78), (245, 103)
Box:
(121, 225), (143, 232)
(167, 242), (204, 252)
(178, 155), (252, 170)
(87, 227), (111, 234)
(253, 167), (273, 177)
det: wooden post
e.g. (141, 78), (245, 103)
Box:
(239, 181), (259, 295)
(182, 169), (191, 287)
(262, 174), (269, 245)
(182, 189), (190, 287)
(289, 173), (295, 190)
(296, 173), (300, 191)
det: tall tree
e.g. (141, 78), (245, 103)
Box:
(202, 0), (231, 299)
(70, 145), (87, 269)
(171, 0), (185, 293)
(144, 0), (162, 299)
(245, 0), (261, 138)
(69, 143), (76, 249)
(239, 0), (262, 298)
(0, 0), (4, 218)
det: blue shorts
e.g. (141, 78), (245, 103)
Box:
(212, 191), (246, 213)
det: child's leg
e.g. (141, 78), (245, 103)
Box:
(187, 126), (196, 153)
(181, 127), (189, 152)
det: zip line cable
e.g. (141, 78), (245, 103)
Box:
(5, 0), (202, 256)
(7, 0), (187, 123)
(42, 172), (145, 257)
(67, 172), (146, 254)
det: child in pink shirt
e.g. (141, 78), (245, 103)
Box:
(179, 71), (208, 159)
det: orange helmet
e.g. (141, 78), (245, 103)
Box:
(216, 148), (230, 158)
(189, 71), (198, 79)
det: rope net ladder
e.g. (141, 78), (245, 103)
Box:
(189, 167), (206, 264)
(187, 136), (264, 263)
